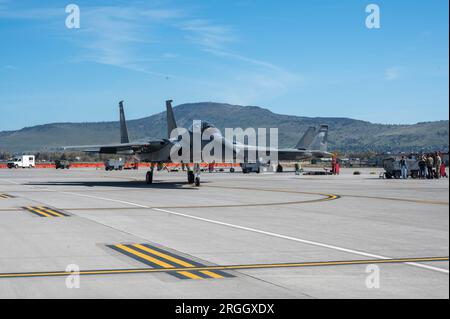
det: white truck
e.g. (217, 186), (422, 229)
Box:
(7, 155), (35, 169)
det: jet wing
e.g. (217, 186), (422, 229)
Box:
(236, 144), (332, 161)
(277, 148), (332, 161)
(64, 140), (171, 155)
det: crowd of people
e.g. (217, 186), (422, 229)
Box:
(400, 152), (447, 180)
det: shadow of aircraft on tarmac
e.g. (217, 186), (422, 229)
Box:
(24, 180), (208, 190)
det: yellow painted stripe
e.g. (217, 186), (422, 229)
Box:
(177, 271), (202, 280)
(27, 207), (52, 217)
(38, 207), (64, 217)
(0, 256), (447, 279)
(133, 244), (215, 279)
(115, 244), (174, 269)
(133, 244), (194, 268)
(133, 244), (222, 279)
(200, 270), (224, 279)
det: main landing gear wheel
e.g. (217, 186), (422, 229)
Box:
(187, 171), (195, 184)
(195, 177), (201, 187)
(146, 171), (153, 184)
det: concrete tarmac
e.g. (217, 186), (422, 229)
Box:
(0, 167), (448, 298)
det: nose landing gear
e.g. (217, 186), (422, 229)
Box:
(187, 171), (195, 184)
(146, 164), (155, 184)
(187, 164), (201, 186)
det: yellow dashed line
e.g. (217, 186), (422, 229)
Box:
(200, 270), (224, 279)
(177, 271), (202, 280)
(115, 244), (174, 269)
(132, 244), (224, 279)
(27, 206), (52, 218)
(133, 244), (193, 268)
(38, 207), (64, 217)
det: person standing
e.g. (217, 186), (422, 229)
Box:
(295, 163), (301, 175)
(331, 155), (337, 175)
(400, 156), (408, 179)
(435, 153), (442, 180)
(426, 154), (434, 179)
(418, 155), (427, 179)
(335, 160), (340, 175)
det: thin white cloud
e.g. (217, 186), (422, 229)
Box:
(385, 67), (401, 81)
(205, 48), (285, 72)
(179, 19), (302, 103)
(1, 2), (303, 105)
(180, 19), (235, 49)
(3, 65), (18, 71)
(67, 6), (183, 77)
(0, 6), (61, 19)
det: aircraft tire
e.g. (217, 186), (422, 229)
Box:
(195, 177), (200, 187)
(188, 171), (195, 184)
(146, 172), (153, 184)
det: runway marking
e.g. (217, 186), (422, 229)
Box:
(341, 194), (449, 206)
(0, 194), (15, 199)
(57, 190), (338, 209)
(23, 207), (70, 218)
(0, 194), (337, 211)
(206, 185), (449, 206)
(0, 256), (447, 279)
(108, 243), (233, 280)
(59, 190), (449, 275)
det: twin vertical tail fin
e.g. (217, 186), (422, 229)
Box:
(309, 124), (329, 152)
(296, 126), (317, 150)
(119, 100), (178, 143)
(166, 100), (178, 138)
(119, 101), (130, 144)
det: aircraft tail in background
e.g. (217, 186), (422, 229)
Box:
(296, 126), (316, 150)
(166, 100), (178, 138)
(309, 124), (329, 152)
(119, 101), (130, 144)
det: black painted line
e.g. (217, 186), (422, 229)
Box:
(22, 207), (47, 217)
(40, 207), (70, 217)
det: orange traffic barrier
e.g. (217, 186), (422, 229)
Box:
(0, 162), (241, 169)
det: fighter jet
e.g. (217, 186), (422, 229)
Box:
(234, 124), (331, 173)
(279, 124), (330, 161)
(65, 100), (331, 186)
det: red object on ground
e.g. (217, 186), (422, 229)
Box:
(331, 155), (337, 175)
(335, 162), (340, 175)
(0, 162), (241, 169)
(440, 163), (447, 178)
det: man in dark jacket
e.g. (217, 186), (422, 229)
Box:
(418, 155), (427, 179)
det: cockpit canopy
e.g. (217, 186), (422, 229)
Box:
(188, 121), (217, 133)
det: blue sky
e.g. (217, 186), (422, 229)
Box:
(0, 0), (448, 131)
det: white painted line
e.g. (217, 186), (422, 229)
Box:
(61, 191), (148, 208)
(60, 191), (449, 275)
(2, 179), (21, 185)
(2, 178), (49, 191)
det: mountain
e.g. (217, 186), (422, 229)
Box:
(0, 102), (448, 153)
